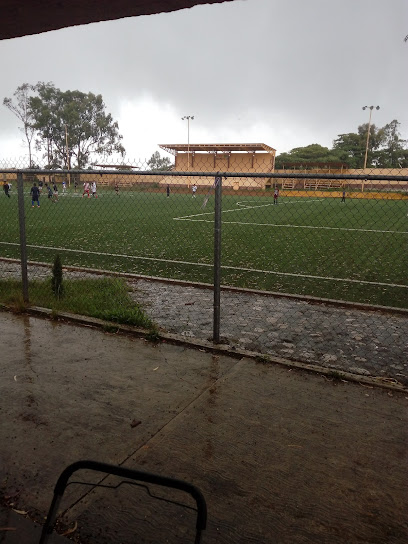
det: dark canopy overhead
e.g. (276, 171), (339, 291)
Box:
(0, 0), (234, 40)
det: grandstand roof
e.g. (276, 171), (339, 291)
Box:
(159, 143), (276, 155)
(0, 0), (234, 40)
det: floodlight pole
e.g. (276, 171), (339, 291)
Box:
(362, 106), (380, 170)
(182, 115), (194, 186)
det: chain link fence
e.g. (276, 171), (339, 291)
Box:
(1, 153), (407, 383)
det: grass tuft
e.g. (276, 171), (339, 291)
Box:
(254, 355), (270, 365)
(145, 328), (161, 343)
(326, 369), (343, 381)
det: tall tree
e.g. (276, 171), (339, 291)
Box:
(30, 82), (60, 168)
(374, 120), (408, 167)
(332, 132), (365, 168)
(147, 151), (173, 171)
(3, 83), (36, 167)
(333, 123), (386, 168)
(30, 82), (125, 168)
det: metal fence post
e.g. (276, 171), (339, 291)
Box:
(17, 171), (29, 303)
(213, 175), (222, 343)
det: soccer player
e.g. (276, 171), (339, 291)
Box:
(192, 184), (197, 198)
(166, 184), (170, 197)
(114, 181), (119, 195)
(82, 182), (90, 198)
(53, 182), (59, 202)
(30, 182), (40, 207)
(274, 187), (279, 204)
(45, 183), (53, 201)
(91, 181), (98, 198)
(3, 181), (10, 198)
(341, 189), (346, 203)
(62, 180), (67, 194)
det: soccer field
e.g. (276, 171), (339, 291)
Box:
(1, 188), (407, 308)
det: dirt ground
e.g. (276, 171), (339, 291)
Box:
(0, 311), (407, 544)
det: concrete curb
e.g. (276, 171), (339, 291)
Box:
(2, 303), (406, 394)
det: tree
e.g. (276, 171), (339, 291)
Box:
(374, 120), (408, 168)
(275, 144), (342, 168)
(3, 83), (36, 167)
(332, 123), (387, 169)
(332, 132), (365, 168)
(333, 121), (408, 169)
(275, 119), (407, 171)
(147, 151), (173, 171)
(29, 82), (125, 168)
(29, 82), (61, 168)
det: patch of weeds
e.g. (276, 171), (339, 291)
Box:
(0, 277), (154, 330)
(326, 369), (343, 381)
(145, 328), (161, 343)
(102, 324), (119, 334)
(254, 355), (270, 365)
(50, 309), (59, 321)
(39, 277), (153, 329)
(0, 279), (28, 313)
(7, 295), (27, 314)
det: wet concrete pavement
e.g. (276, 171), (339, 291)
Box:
(0, 310), (407, 543)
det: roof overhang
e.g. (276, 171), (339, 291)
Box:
(0, 0), (235, 40)
(159, 143), (276, 155)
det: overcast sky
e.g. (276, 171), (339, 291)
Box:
(0, 0), (407, 164)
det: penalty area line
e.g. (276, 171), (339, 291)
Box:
(173, 198), (323, 221)
(172, 219), (407, 235)
(235, 198), (324, 210)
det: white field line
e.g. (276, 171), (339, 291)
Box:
(174, 198), (323, 221)
(174, 199), (407, 234)
(19, 193), (408, 234)
(235, 199), (324, 209)
(175, 219), (407, 235)
(0, 241), (406, 289)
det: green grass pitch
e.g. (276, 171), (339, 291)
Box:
(1, 186), (407, 308)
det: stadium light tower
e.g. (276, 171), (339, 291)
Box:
(362, 106), (380, 170)
(181, 115), (194, 172)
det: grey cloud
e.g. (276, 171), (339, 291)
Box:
(0, 0), (407, 156)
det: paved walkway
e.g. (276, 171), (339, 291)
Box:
(130, 279), (408, 385)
